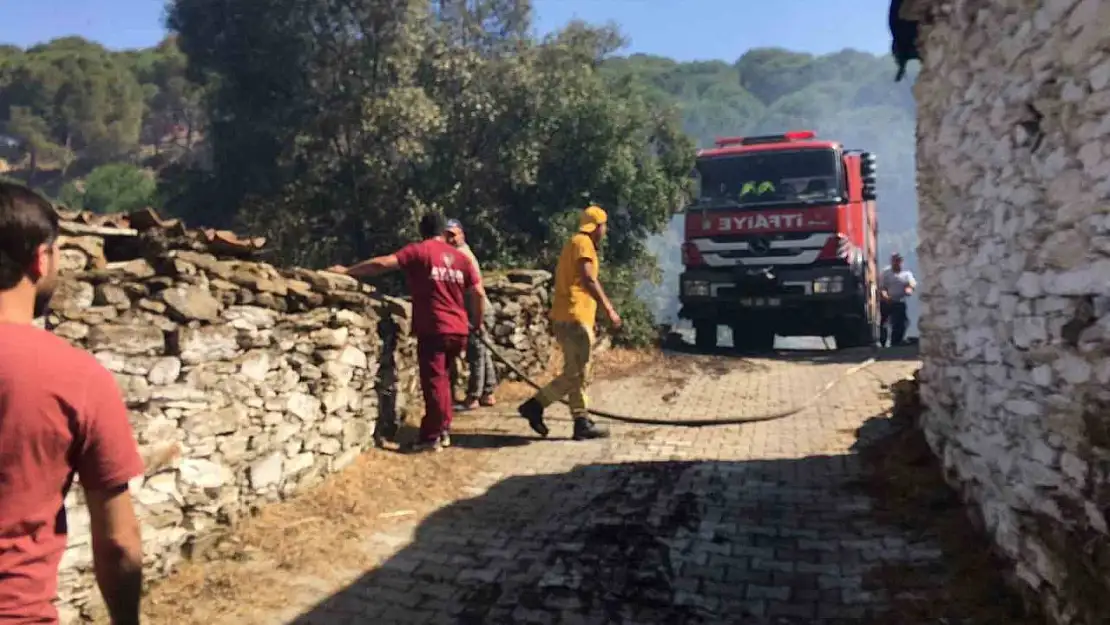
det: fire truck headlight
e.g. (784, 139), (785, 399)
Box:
(684, 280), (710, 297)
(812, 276), (845, 294)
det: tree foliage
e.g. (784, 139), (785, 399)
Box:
(0, 38), (145, 179)
(119, 36), (207, 153)
(59, 163), (158, 214)
(164, 0), (695, 345)
(0, 35), (207, 190)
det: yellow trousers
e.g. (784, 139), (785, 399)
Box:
(536, 321), (594, 418)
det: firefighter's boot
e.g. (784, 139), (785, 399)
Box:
(517, 398), (549, 438)
(573, 416), (609, 441)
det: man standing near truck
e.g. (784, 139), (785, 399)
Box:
(517, 205), (621, 441)
(879, 252), (917, 347)
(328, 213), (485, 452)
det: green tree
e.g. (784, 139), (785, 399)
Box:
(165, 0), (694, 346)
(61, 163), (157, 214)
(121, 36), (207, 153)
(2, 106), (72, 185)
(0, 37), (145, 175)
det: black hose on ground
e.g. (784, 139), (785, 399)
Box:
(477, 332), (880, 428)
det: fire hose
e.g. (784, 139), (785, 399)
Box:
(476, 331), (883, 427)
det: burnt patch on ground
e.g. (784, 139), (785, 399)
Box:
(452, 462), (720, 624)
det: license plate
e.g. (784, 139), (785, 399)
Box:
(768, 298), (781, 306)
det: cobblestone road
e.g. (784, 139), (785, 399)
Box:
(173, 346), (937, 624)
(248, 346), (932, 624)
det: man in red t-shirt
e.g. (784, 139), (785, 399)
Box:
(329, 212), (485, 452)
(0, 182), (146, 624)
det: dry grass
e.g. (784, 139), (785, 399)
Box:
(855, 420), (1043, 624)
(138, 345), (657, 624)
(142, 445), (492, 624)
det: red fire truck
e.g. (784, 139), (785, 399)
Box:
(678, 130), (880, 351)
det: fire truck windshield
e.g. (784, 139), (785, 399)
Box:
(691, 148), (843, 209)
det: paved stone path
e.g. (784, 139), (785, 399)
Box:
(220, 347), (932, 624)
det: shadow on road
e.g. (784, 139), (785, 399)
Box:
(664, 337), (920, 366)
(768, 343), (919, 365)
(446, 432), (534, 450)
(284, 413), (1028, 625)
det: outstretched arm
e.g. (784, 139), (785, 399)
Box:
(328, 254), (400, 278)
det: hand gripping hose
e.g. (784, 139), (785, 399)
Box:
(476, 331), (881, 428)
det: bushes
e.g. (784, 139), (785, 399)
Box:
(604, 263), (663, 349)
(58, 163), (156, 213)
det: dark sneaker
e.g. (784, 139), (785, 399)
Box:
(439, 431), (452, 448)
(517, 398), (549, 438)
(407, 438), (444, 453)
(573, 417), (610, 441)
(373, 420), (400, 448)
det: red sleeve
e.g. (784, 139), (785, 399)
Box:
(394, 242), (420, 270)
(75, 364), (145, 491)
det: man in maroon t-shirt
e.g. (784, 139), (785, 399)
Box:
(329, 212), (485, 452)
(0, 182), (146, 624)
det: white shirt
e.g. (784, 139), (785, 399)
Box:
(880, 266), (917, 303)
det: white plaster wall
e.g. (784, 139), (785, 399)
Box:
(913, 0), (1110, 622)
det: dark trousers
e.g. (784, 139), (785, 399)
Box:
(880, 301), (908, 346)
(466, 328), (498, 398)
(416, 333), (468, 442)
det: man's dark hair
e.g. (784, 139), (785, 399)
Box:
(418, 212), (446, 239)
(0, 181), (60, 290)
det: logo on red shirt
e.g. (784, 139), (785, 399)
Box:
(396, 240), (476, 337)
(431, 253), (466, 284)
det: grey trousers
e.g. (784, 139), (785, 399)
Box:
(467, 321), (498, 398)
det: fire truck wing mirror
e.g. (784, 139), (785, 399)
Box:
(862, 179), (877, 201)
(860, 151), (877, 200)
(860, 152), (877, 174)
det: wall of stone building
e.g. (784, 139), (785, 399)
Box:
(46, 211), (555, 621)
(911, 0), (1110, 622)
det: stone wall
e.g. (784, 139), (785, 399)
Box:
(910, 0), (1110, 622)
(47, 209), (554, 621)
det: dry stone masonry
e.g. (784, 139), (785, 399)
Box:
(46, 208), (554, 621)
(908, 0), (1110, 622)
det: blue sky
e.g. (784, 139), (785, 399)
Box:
(1, 0), (893, 60)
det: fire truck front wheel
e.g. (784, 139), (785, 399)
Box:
(694, 321), (718, 350)
(730, 324), (775, 353)
(833, 316), (877, 350)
